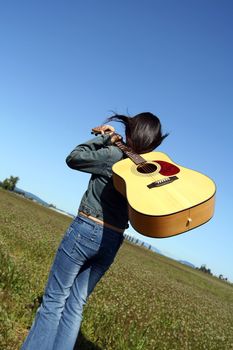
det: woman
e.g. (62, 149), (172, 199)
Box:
(21, 112), (168, 350)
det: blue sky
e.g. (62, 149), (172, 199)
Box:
(0, 1), (233, 281)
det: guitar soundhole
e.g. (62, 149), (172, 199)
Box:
(137, 163), (157, 174)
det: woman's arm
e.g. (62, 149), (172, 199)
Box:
(66, 134), (119, 176)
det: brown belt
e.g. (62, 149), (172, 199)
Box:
(78, 211), (124, 234)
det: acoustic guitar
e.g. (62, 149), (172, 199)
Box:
(112, 139), (216, 238)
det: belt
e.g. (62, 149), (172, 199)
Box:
(78, 211), (124, 234)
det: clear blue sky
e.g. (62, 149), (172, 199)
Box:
(1, 1), (233, 281)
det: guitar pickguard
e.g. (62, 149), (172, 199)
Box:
(154, 160), (180, 176)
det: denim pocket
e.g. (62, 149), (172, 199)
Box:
(73, 217), (100, 251)
(75, 217), (95, 233)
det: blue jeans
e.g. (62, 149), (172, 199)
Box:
(21, 215), (124, 350)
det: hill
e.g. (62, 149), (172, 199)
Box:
(14, 186), (74, 217)
(14, 186), (50, 206)
(0, 187), (233, 350)
(179, 260), (196, 269)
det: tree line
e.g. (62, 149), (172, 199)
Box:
(0, 176), (19, 191)
(125, 234), (230, 283)
(196, 264), (229, 282)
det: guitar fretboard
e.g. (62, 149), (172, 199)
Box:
(115, 140), (146, 165)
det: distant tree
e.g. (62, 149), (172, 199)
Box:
(219, 274), (228, 282)
(1, 176), (20, 191)
(199, 264), (212, 275)
(49, 204), (56, 208)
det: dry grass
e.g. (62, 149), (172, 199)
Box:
(1, 188), (233, 350)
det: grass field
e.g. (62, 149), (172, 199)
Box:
(0, 187), (233, 350)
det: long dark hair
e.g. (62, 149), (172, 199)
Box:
(106, 112), (168, 153)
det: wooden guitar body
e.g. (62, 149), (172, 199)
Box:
(112, 151), (216, 238)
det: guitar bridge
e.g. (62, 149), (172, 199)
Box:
(147, 176), (178, 189)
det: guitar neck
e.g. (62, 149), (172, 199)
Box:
(92, 129), (146, 165)
(114, 139), (146, 165)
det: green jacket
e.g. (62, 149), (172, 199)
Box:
(66, 134), (129, 229)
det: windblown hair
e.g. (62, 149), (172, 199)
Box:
(106, 112), (168, 154)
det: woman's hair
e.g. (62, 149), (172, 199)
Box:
(106, 112), (169, 153)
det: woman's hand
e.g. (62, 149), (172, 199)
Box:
(92, 125), (122, 144)
(92, 125), (115, 135)
(110, 133), (122, 144)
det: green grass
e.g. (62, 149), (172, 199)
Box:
(0, 187), (233, 350)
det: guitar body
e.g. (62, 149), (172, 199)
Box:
(112, 151), (216, 238)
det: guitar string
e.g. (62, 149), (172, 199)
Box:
(118, 146), (161, 183)
(94, 132), (162, 183)
(115, 141), (161, 182)
(115, 144), (160, 180)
